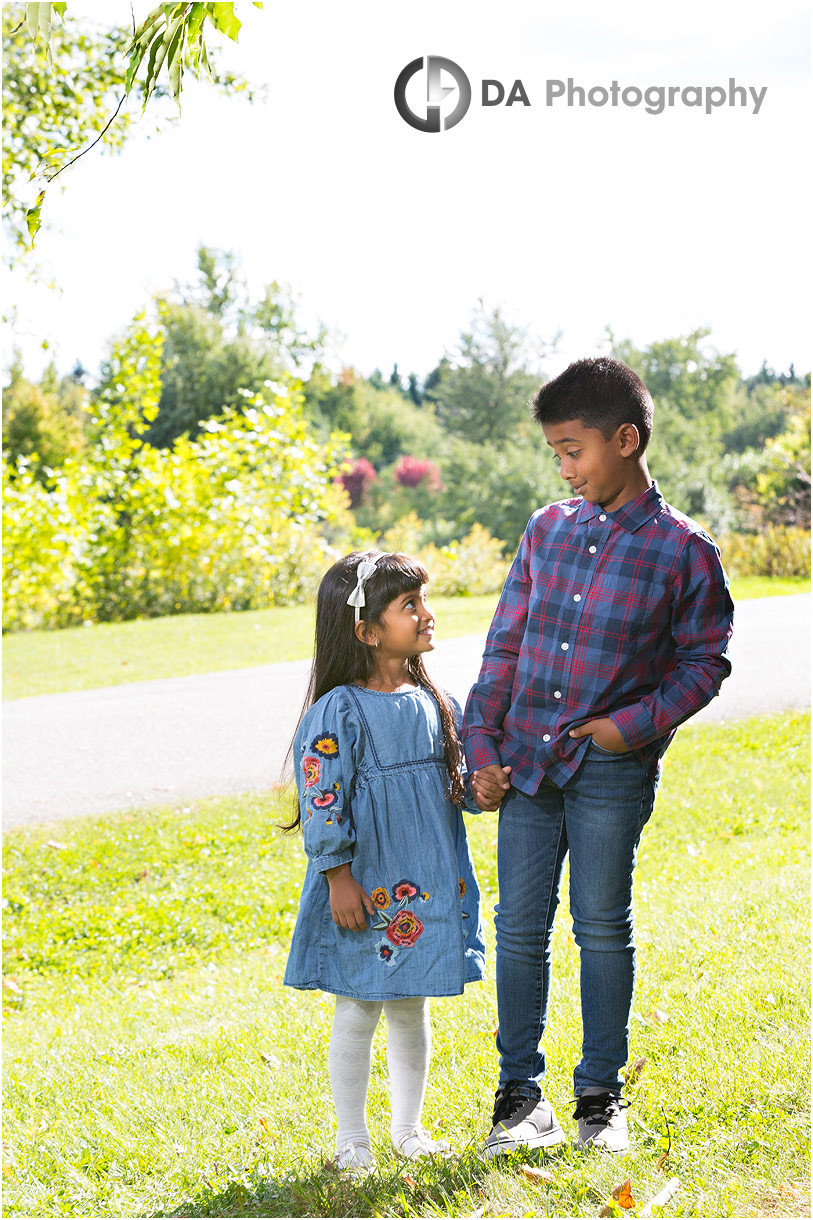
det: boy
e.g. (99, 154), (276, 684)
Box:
(463, 357), (733, 1155)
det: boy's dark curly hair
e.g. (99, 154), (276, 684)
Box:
(531, 357), (654, 453)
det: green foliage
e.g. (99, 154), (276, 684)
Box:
(4, 3), (260, 255)
(141, 247), (325, 447)
(427, 301), (551, 443)
(379, 515), (509, 597)
(2, 313), (353, 631)
(719, 527), (811, 579)
(1, 357), (87, 471)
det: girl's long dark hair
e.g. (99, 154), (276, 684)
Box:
(281, 551), (465, 830)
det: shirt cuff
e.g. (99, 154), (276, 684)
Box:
(311, 849), (354, 874)
(609, 703), (659, 750)
(463, 736), (504, 772)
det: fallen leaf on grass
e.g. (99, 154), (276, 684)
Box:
(44, 840), (68, 850)
(646, 1008), (670, 1025)
(613, 1180), (637, 1209)
(136, 868), (150, 882)
(258, 1117), (271, 1135)
(2, 978), (22, 995)
(519, 1164), (556, 1184)
(401, 1174), (418, 1188)
(624, 1056), (647, 1086)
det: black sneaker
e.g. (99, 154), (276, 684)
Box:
(483, 1080), (565, 1157)
(573, 1091), (629, 1153)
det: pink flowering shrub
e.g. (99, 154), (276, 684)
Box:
(394, 455), (442, 491)
(337, 457), (378, 507)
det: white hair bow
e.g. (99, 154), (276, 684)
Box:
(347, 554), (386, 622)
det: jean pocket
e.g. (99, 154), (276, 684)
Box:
(588, 739), (631, 757)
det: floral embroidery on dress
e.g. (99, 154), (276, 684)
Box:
(302, 757), (321, 789)
(312, 789), (337, 809)
(370, 876), (430, 964)
(386, 909), (424, 947)
(311, 733), (340, 757)
(392, 878), (419, 902)
(458, 878), (467, 898)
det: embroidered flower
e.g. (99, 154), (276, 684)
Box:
(371, 887), (390, 910)
(302, 756), (321, 789)
(311, 733), (339, 757)
(458, 878), (467, 898)
(392, 879), (420, 903)
(375, 939), (398, 965)
(420, 891), (430, 901)
(312, 790), (337, 809)
(386, 909), (424, 947)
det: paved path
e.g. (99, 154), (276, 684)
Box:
(3, 595), (809, 827)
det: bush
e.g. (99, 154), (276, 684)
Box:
(378, 515), (508, 596)
(3, 318), (357, 632)
(719, 528), (811, 579)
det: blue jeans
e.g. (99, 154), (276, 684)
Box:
(495, 742), (657, 1096)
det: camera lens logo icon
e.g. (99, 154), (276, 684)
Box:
(394, 56), (472, 132)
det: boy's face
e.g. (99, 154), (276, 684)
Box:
(542, 418), (640, 511)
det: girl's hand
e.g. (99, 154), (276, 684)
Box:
(472, 764), (512, 810)
(325, 864), (375, 931)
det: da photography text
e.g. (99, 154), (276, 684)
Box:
(394, 57), (768, 131)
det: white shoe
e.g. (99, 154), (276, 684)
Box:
(394, 1127), (453, 1160)
(334, 1140), (377, 1174)
(574, 1092), (629, 1153)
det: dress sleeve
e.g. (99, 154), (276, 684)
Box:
(295, 691), (359, 873)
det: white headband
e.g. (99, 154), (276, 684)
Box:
(347, 554), (387, 623)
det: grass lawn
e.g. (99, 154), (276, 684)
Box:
(3, 711), (809, 1218)
(3, 576), (809, 701)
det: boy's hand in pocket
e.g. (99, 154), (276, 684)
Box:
(472, 764), (512, 810)
(569, 717), (629, 753)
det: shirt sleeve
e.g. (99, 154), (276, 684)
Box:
(296, 692), (359, 873)
(462, 520), (532, 770)
(610, 530), (734, 749)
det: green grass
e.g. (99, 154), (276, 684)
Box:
(3, 577), (809, 701)
(3, 711), (809, 1218)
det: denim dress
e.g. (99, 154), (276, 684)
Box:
(283, 684), (486, 1001)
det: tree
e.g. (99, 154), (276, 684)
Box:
(2, 355), (87, 472)
(3, 3), (261, 256)
(95, 246), (325, 447)
(427, 301), (553, 443)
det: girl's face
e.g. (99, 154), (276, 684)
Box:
(373, 585), (435, 657)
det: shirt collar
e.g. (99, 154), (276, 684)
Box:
(575, 480), (665, 533)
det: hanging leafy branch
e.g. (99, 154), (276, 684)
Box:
(4, 2), (263, 253)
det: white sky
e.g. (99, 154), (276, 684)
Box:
(5, 0), (811, 383)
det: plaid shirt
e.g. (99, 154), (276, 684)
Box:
(463, 481), (734, 791)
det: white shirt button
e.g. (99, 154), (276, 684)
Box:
(599, 514), (607, 521)
(542, 734), (551, 742)
(573, 594), (581, 602)
(554, 690), (562, 699)
(561, 642), (569, 651)
(589, 545), (597, 554)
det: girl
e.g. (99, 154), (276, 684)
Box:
(283, 551), (485, 1173)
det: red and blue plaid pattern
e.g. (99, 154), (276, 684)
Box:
(463, 481), (734, 791)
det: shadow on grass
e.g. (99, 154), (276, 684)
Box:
(161, 1144), (575, 1218)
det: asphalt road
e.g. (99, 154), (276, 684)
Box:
(3, 594), (809, 827)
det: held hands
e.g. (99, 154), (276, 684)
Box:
(471, 764), (512, 811)
(325, 863), (375, 931)
(569, 717), (630, 753)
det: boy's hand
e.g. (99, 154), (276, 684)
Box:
(569, 717), (630, 753)
(324, 864), (375, 931)
(471, 764), (512, 810)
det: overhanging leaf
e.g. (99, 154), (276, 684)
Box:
(25, 191), (45, 242)
(208, 2), (242, 40)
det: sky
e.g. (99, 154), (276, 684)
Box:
(5, 0), (811, 384)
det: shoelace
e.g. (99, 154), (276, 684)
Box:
(571, 1094), (630, 1126)
(492, 1082), (541, 1125)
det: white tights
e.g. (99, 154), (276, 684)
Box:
(328, 995), (430, 1152)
